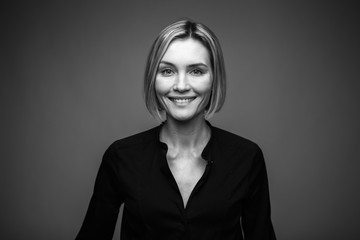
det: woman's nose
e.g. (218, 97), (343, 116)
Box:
(173, 72), (190, 92)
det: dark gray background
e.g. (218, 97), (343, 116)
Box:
(1, 1), (359, 239)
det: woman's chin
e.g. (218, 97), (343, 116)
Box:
(166, 110), (204, 123)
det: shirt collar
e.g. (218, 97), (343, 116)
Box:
(156, 120), (214, 163)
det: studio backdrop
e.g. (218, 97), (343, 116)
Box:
(1, 1), (359, 239)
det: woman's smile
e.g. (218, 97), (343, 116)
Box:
(168, 97), (197, 105)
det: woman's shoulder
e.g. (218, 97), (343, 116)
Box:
(211, 125), (261, 153)
(108, 125), (161, 152)
(210, 125), (265, 169)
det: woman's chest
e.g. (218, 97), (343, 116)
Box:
(119, 153), (249, 227)
(167, 155), (207, 208)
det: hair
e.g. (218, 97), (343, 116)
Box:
(144, 18), (226, 121)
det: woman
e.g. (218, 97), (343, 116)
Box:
(76, 19), (276, 240)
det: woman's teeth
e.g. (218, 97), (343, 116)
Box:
(170, 98), (195, 103)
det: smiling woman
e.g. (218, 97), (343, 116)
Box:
(76, 18), (276, 240)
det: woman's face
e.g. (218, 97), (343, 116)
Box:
(155, 38), (213, 122)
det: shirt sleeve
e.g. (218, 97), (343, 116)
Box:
(76, 144), (124, 240)
(242, 146), (276, 240)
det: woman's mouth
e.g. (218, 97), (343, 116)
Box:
(168, 97), (196, 104)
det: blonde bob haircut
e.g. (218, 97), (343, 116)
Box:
(144, 18), (226, 121)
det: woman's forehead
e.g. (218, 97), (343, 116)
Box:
(161, 38), (210, 66)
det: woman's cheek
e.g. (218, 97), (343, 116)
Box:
(155, 78), (169, 109)
(192, 76), (212, 94)
(155, 77), (171, 93)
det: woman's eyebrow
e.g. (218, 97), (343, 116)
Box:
(188, 63), (209, 68)
(159, 61), (209, 68)
(159, 61), (175, 67)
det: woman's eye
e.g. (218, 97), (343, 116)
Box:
(160, 68), (174, 76)
(190, 69), (203, 76)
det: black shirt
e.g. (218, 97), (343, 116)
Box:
(76, 122), (276, 239)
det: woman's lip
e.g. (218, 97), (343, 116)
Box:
(168, 97), (197, 103)
(168, 96), (197, 99)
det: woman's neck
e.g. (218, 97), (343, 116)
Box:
(160, 115), (211, 151)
